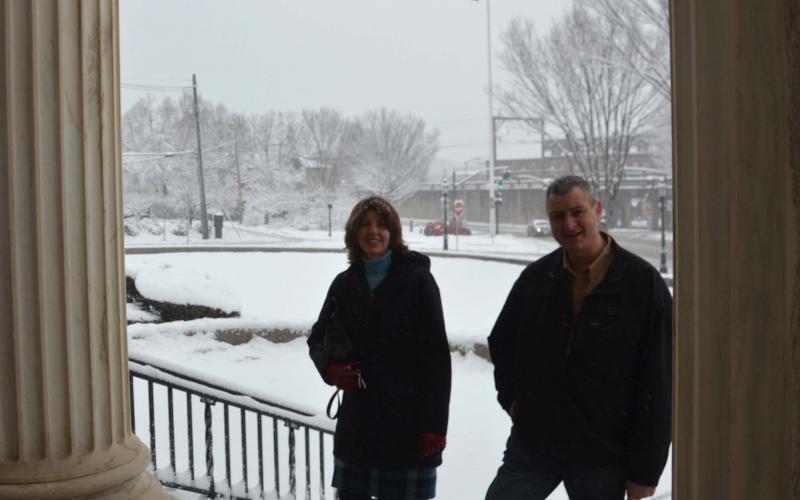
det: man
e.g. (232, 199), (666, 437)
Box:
(485, 175), (671, 500)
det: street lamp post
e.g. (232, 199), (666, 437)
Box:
(441, 175), (449, 251)
(327, 203), (333, 237)
(658, 178), (668, 274)
(495, 178), (503, 235)
(452, 167), (457, 207)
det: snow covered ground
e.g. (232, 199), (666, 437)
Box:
(129, 327), (513, 499)
(129, 327), (672, 500)
(125, 247), (672, 499)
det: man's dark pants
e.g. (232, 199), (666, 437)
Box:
(485, 428), (626, 500)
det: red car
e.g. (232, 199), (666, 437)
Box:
(423, 220), (472, 236)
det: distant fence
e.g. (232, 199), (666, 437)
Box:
(129, 356), (335, 499)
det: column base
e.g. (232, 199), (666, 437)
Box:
(0, 438), (165, 500)
(87, 468), (165, 500)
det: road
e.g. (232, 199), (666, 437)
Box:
(607, 228), (674, 273)
(452, 220), (674, 273)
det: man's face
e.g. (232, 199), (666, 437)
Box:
(546, 187), (603, 255)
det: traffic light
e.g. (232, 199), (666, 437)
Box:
(502, 171), (512, 180)
(496, 180), (503, 204)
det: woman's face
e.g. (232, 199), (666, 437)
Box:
(357, 210), (391, 260)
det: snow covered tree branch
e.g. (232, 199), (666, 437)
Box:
(122, 96), (437, 227)
(498, 5), (665, 222)
(351, 108), (439, 203)
(296, 107), (358, 191)
(578, 0), (670, 100)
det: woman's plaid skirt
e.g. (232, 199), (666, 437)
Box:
(332, 457), (437, 499)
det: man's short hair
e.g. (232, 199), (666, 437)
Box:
(546, 175), (596, 205)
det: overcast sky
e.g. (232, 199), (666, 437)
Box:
(120, 0), (569, 166)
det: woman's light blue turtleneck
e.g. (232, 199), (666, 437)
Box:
(363, 250), (392, 290)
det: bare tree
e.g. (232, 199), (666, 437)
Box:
(249, 112), (277, 167)
(499, 6), (664, 222)
(580, 0), (673, 178)
(352, 108), (440, 202)
(297, 107), (357, 190)
(578, 0), (670, 100)
(241, 111), (306, 222)
(122, 95), (196, 217)
(123, 97), (432, 227)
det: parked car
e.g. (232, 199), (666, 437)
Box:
(424, 220), (472, 236)
(527, 219), (552, 237)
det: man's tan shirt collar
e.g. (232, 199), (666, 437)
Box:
(563, 232), (614, 319)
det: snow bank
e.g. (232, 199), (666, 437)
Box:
(124, 252), (524, 345)
(126, 302), (159, 323)
(128, 256), (242, 313)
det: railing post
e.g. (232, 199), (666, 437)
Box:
(130, 373), (136, 433)
(319, 430), (326, 500)
(148, 380), (156, 471)
(258, 415), (264, 499)
(273, 419), (280, 497)
(168, 387), (176, 479)
(224, 404), (232, 493)
(241, 409), (248, 495)
(203, 398), (216, 498)
(187, 392), (195, 481)
(304, 427), (311, 500)
(287, 421), (298, 497)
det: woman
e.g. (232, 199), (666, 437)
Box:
(308, 196), (452, 500)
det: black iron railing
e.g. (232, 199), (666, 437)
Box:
(129, 356), (335, 499)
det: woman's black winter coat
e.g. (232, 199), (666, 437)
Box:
(308, 251), (451, 469)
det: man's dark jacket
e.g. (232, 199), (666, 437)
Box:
(488, 241), (672, 486)
(308, 251), (451, 469)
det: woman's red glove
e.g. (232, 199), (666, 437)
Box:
(324, 362), (362, 390)
(417, 432), (446, 459)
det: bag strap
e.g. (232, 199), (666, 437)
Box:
(326, 388), (341, 420)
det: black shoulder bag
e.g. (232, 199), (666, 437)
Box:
(322, 297), (365, 419)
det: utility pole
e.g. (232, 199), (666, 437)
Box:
(485, 0), (496, 239)
(453, 167), (458, 250)
(192, 73), (209, 239)
(441, 175), (449, 251)
(234, 117), (243, 224)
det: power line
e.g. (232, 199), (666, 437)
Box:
(428, 114), (485, 127)
(122, 83), (193, 93)
(122, 141), (236, 164)
(122, 151), (192, 157)
(121, 156), (179, 166)
(439, 140), (488, 149)
(125, 76), (192, 83)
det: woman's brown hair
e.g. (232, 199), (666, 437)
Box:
(344, 196), (408, 264)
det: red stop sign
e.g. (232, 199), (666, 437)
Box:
(453, 199), (464, 217)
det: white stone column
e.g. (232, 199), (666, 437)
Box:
(0, 1), (162, 498)
(671, 0), (800, 497)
